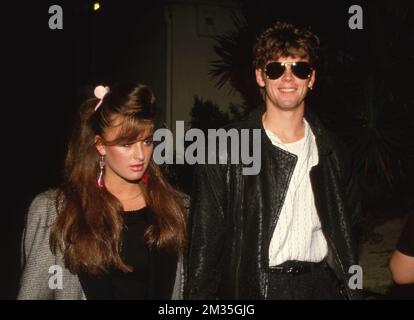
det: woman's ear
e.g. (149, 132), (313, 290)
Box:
(95, 135), (106, 156)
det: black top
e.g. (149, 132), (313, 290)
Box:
(397, 213), (414, 257)
(78, 207), (178, 299)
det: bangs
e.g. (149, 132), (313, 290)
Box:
(274, 47), (309, 61)
(104, 115), (154, 146)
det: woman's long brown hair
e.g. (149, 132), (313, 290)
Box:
(50, 83), (186, 275)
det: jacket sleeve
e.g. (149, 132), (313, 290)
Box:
(17, 191), (58, 299)
(341, 146), (362, 242)
(185, 163), (227, 299)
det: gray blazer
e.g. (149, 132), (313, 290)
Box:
(17, 189), (184, 300)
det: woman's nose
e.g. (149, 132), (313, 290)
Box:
(133, 143), (145, 161)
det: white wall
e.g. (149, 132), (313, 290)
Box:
(164, 0), (244, 130)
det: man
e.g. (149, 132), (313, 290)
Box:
(186, 21), (361, 299)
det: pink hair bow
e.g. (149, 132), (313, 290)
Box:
(94, 85), (110, 111)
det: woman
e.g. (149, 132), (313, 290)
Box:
(18, 83), (187, 299)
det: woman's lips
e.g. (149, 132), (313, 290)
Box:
(129, 164), (144, 172)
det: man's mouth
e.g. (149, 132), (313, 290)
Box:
(279, 88), (297, 93)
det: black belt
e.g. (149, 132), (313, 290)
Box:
(268, 260), (326, 275)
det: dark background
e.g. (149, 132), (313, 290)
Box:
(1, 0), (413, 299)
(1, 0), (157, 299)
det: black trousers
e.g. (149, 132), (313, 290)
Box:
(267, 261), (345, 300)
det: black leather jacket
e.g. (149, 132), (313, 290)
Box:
(186, 107), (361, 299)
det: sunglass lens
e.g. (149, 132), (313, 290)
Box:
(291, 62), (312, 79)
(265, 62), (285, 80)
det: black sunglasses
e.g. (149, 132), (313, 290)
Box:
(264, 61), (313, 80)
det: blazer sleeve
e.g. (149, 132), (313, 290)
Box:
(171, 252), (184, 300)
(17, 191), (58, 299)
(185, 163), (227, 299)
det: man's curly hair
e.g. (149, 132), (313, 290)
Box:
(253, 21), (320, 69)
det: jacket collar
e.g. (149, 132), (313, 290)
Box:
(246, 105), (334, 157)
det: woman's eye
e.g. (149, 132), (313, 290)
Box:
(144, 139), (153, 145)
(122, 144), (131, 148)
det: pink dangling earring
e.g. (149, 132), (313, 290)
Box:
(141, 171), (150, 184)
(97, 155), (105, 188)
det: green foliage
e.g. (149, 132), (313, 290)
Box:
(189, 96), (231, 131)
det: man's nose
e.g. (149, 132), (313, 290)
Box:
(281, 64), (293, 81)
